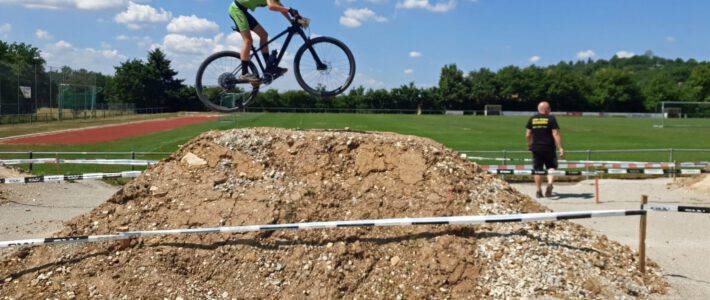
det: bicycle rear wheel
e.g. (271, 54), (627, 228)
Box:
(195, 51), (259, 112)
(294, 37), (356, 97)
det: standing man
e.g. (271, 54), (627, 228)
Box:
(526, 101), (565, 198)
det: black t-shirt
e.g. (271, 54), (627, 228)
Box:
(526, 114), (560, 152)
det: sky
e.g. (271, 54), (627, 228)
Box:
(1, 0), (709, 91)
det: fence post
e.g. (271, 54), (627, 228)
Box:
(131, 152), (136, 171)
(28, 151), (33, 173)
(639, 195), (648, 274)
(668, 148), (674, 179)
(595, 175), (600, 204)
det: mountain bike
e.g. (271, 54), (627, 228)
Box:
(195, 14), (356, 112)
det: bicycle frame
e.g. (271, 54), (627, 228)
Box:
(248, 22), (327, 74)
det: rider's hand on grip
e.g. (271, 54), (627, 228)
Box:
(298, 18), (310, 29)
(288, 8), (300, 18)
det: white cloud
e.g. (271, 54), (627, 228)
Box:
(615, 51), (635, 59)
(665, 36), (676, 43)
(528, 55), (541, 64)
(396, 0), (457, 12)
(0, 0), (126, 10)
(409, 51), (422, 58)
(167, 15), (219, 34)
(404, 69), (414, 75)
(115, 1), (172, 30)
(576, 49), (596, 60)
(42, 40), (127, 74)
(336, 0), (389, 5)
(36, 29), (53, 40)
(0, 23), (11, 36)
(339, 8), (387, 28)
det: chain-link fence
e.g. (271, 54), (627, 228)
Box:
(0, 61), (150, 124)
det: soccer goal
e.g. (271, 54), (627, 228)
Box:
(57, 84), (101, 120)
(654, 101), (710, 128)
(484, 105), (502, 116)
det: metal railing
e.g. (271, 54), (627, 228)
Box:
(459, 148), (710, 163)
(0, 151), (172, 172)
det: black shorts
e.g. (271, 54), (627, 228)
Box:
(532, 151), (558, 171)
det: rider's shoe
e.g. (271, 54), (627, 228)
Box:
(267, 66), (288, 76)
(239, 73), (260, 82)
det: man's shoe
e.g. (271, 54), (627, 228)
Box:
(239, 73), (260, 82)
(545, 185), (553, 197)
(267, 66), (288, 76)
(536, 190), (544, 198)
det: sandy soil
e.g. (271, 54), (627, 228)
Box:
(0, 180), (119, 260)
(512, 178), (710, 299)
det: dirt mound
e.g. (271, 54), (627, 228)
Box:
(0, 128), (667, 299)
(669, 174), (710, 194)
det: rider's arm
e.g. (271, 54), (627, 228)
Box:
(266, 0), (293, 21)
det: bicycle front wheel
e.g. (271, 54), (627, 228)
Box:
(294, 37), (356, 97)
(195, 51), (259, 112)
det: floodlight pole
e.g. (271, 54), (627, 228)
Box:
(34, 64), (38, 118)
(16, 61), (20, 115)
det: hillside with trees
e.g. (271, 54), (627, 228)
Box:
(2, 39), (709, 114)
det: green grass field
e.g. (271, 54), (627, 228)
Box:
(1, 113), (709, 175)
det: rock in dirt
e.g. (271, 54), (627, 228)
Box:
(180, 152), (207, 168)
(0, 128), (668, 299)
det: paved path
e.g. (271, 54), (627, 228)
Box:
(512, 178), (710, 299)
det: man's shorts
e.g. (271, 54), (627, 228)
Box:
(230, 2), (260, 32)
(532, 151), (558, 171)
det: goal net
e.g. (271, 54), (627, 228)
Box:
(484, 105), (502, 116)
(58, 84), (100, 120)
(654, 101), (710, 128)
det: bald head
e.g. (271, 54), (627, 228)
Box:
(538, 101), (551, 115)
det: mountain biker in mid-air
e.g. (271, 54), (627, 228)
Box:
(229, 0), (299, 82)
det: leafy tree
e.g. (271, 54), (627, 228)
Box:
(466, 68), (499, 108)
(437, 64), (467, 109)
(110, 59), (150, 105)
(146, 48), (184, 109)
(686, 63), (710, 101)
(590, 68), (643, 111)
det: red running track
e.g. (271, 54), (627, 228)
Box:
(2, 116), (220, 145)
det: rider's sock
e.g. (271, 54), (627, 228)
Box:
(241, 60), (249, 75)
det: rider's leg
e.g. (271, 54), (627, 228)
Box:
(230, 3), (254, 78)
(240, 30), (253, 77)
(253, 25), (287, 75)
(253, 25), (269, 62)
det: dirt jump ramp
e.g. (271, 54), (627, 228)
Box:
(0, 128), (667, 299)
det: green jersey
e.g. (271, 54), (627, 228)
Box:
(236, 0), (280, 11)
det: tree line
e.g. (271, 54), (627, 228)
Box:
(2, 39), (709, 114)
(252, 52), (710, 112)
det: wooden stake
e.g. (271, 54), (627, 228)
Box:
(639, 195), (648, 274)
(595, 175), (600, 204)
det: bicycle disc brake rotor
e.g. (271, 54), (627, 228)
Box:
(218, 72), (237, 90)
(317, 61), (332, 75)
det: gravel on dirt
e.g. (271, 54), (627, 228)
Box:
(0, 128), (668, 299)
